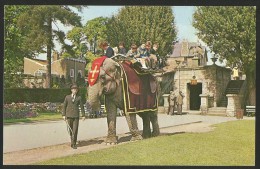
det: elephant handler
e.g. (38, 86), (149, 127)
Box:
(62, 84), (86, 149)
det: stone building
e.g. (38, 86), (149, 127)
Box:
(159, 40), (244, 116)
(23, 51), (86, 88)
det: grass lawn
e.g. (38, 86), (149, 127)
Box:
(36, 120), (255, 166)
(3, 111), (62, 124)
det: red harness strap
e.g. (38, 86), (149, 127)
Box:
(101, 67), (115, 80)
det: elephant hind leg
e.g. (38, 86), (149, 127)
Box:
(139, 113), (152, 139)
(151, 111), (160, 137)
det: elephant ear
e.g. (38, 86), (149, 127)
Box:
(102, 58), (121, 85)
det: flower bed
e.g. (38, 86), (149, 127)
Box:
(3, 103), (38, 119)
(3, 102), (63, 120)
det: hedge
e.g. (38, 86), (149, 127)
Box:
(4, 88), (87, 104)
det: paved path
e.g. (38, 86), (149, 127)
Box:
(3, 113), (254, 153)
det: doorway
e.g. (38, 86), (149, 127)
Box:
(188, 83), (202, 110)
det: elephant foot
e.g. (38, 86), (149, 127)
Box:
(142, 134), (151, 139)
(130, 135), (143, 142)
(152, 130), (160, 137)
(105, 136), (117, 145)
(142, 130), (152, 139)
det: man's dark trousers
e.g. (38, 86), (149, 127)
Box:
(67, 117), (79, 146)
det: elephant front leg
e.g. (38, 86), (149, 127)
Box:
(125, 113), (143, 141)
(106, 103), (117, 145)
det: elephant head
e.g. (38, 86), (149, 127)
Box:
(88, 58), (121, 111)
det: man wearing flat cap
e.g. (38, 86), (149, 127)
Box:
(62, 84), (85, 149)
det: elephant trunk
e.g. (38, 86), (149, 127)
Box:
(88, 82), (103, 111)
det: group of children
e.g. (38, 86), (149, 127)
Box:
(99, 40), (162, 71)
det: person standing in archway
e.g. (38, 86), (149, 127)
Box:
(176, 91), (185, 115)
(168, 91), (176, 115)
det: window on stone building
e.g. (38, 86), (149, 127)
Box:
(78, 70), (82, 77)
(183, 57), (188, 66)
(70, 69), (74, 77)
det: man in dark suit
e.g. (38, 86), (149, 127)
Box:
(62, 84), (85, 149)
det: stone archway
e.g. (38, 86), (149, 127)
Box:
(188, 83), (202, 110)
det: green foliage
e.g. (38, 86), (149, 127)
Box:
(52, 76), (60, 88)
(158, 73), (175, 105)
(66, 27), (88, 58)
(4, 5), (29, 58)
(4, 5), (29, 88)
(85, 51), (100, 73)
(193, 6), (256, 105)
(106, 6), (177, 56)
(193, 6), (256, 68)
(83, 17), (109, 52)
(4, 88), (87, 104)
(76, 72), (85, 87)
(36, 120), (255, 165)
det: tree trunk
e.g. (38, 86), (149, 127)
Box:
(246, 69), (256, 106)
(46, 17), (52, 88)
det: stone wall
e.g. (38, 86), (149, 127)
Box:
(174, 67), (206, 110)
(52, 59), (66, 77)
(65, 59), (86, 81)
(226, 94), (241, 116)
(204, 65), (231, 106)
(170, 65), (231, 111)
(24, 57), (46, 76)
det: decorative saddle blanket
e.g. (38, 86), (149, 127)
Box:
(119, 61), (158, 114)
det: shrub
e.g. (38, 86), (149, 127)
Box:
(4, 87), (87, 104)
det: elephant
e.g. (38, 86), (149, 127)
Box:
(87, 57), (160, 145)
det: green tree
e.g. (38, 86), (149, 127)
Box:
(59, 75), (66, 88)
(106, 6), (177, 56)
(4, 5), (29, 88)
(82, 17), (109, 53)
(85, 51), (101, 73)
(193, 6), (256, 105)
(66, 27), (88, 58)
(17, 5), (86, 88)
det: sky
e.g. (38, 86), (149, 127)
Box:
(38, 6), (221, 65)
(75, 6), (198, 43)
